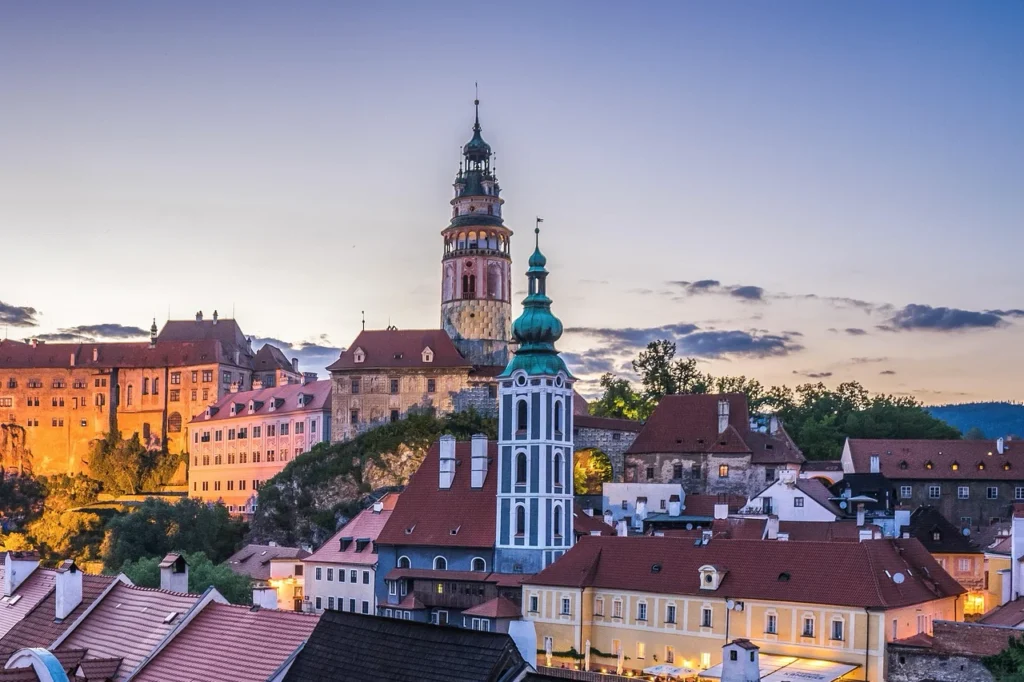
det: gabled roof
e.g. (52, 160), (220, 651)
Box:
(0, 339), (245, 370)
(907, 506), (981, 554)
(253, 344), (296, 374)
(55, 582), (204, 681)
(793, 478), (844, 517)
(0, 574), (117, 662)
(627, 394), (751, 455)
(189, 380), (331, 424)
(156, 318), (252, 360)
(305, 495), (399, 565)
(777, 520), (868, 542)
(0, 568), (55, 641)
(681, 494), (746, 517)
(376, 440), (498, 549)
(282, 611), (530, 682)
(572, 505), (614, 537)
(846, 438), (1019, 480)
(979, 597), (1024, 627)
(461, 597), (521, 619)
(224, 545), (311, 582)
(988, 535), (1012, 556)
(744, 429), (804, 465)
(326, 330), (470, 372)
(893, 620), (1016, 657)
(525, 536), (964, 610)
(132, 602), (320, 682)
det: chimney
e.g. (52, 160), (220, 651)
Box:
(252, 587), (278, 609)
(769, 415), (779, 435)
(292, 358), (299, 374)
(714, 502), (729, 520)
(634, 497), (648, 525)
(373, 499), (385, 514)
(668, 494), (682, 517)
(859, 529), (874, 542)
(2, 551), (40, 597)
(233, 350), (240, 365)
(253, 378), (264, 390)
(470, 433), (488, 488)
(869, 455), (880, 474)
(616, 519), (629, 537)
(765, 516), (779, 540)
(159, 553), (189, 593)
(196, 311), (203, 322)
(55, 560), (83, 620)
(894, 508), (911, 538)
(29, 338), (37, 348)
(721, 640), (760, 682)
(439, 434), (456, 489)
(212, 310), (219, 325)
(603, 510), (614, 526)
(583, 507), (594, 517)
(856, 504), (866, 527)
(717, 399), (730, 434)
(69, 353), (75, 367)
(998, 437), (1006, 455)
(230, 383), (239, 394)
(92, 347), (99, 363)
(303, 372), (318, 385)
(150, 318), (158, 348)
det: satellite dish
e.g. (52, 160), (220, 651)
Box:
(893, 572), (905, 584)
(726, 599), (736, 610)
(963, 528), (971, 536)
(686, 523), (693, 530)
(839, 501), (848, 509)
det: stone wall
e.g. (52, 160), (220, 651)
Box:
(887, 647), (994, 682)
(441, 298), (510, 366)
(624, 452), (771, 498)
(574, 427), (638, 482)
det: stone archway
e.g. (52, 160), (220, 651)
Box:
(573, 448), (613, 495)
(809, 474), (836, 486)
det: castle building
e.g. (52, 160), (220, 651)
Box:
(328, 100), (511, 441)
(0, 312), (300, 476)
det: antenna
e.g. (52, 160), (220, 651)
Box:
(361, 311), (365, 331)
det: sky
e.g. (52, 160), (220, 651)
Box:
(1, 1), (1022, 402)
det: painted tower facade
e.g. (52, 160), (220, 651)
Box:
(440, 98), (513, 368)
(494, 226), (574, 574)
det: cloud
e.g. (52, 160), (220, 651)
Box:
(671, 280), (765, 303)
(988, 309), (1024, 318)
(561, 351), (617, 376)
(252, 336), (344, 377)
(730, 286), (765, 301)
(850, 357), (888, 364)
(880, 370), (897, 375)
(27, 323), (148, 342)
(844, 327), (868, 336)
(792, 370), (833, 379)
(564, 323), (700, 353)
(0, 301), (40, 327)
(781, 330), (804, 337)
(886, 304), (1004, 331)
(687, 279), (721, 291)
(676, 330), (802, 359)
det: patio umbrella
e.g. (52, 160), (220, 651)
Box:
(616, 644), (624, 675)
(643, 664), (679, 676)
(584, 639), (591, 671)
(545, 638), (552, 668)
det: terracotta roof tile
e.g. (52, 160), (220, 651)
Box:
(894, 620), (1015, 657)
(327, 330), (470, 372)
(461, 597), (521, 619)
(224, 545), (310, 582)
(681, 494), (746, 517)
(253, 344), (296, 374)
(626, 394), (751, 455)
(76, 656), (122, 680)
(846, 438), (1020, 480)
(0, 339), (244, 370)
(574, 415), (643, 433)
(305, 496), (398, 566)
(189, 380), (331, 424)
(777, 520), (867, 542)
(376, 440), (498, 549)
(526, 536), (964, 610)
(133, 602), (319, 682)
(572, 505), (614, 537)
(0, 569), (56, 641)
(979, 597), (1024, 627)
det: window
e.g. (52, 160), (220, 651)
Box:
(803, 616), (815, 637)
(529, 595), (539, 613)
(471, 557), (486, 572)
(315, 567), (322, 581)
(427, 378), (436, 393)
(433, 556), (447, 571)
(553, 452), (563, 488)
(338, 569), (345, 582)
(561, 597), (571, 616)
(900, 485), (912, 499)
(765, 466), (776, 481)
(126, 385), (133, 406)
(390, 409), (399, 423)
(389, 378), (399, 394)
(832, 619), (844, 641)
(328, 597), (335, 610)
(637, 602), (647, 621)
(152, 378), (159, 395)
(672, 464), (683, 479)
(362, 601), (369, 614)
(202, 389), (209, 401)
(719, 464), (729, 478)
(350, 570), (357, 582)
(171, 372), (181, 385)
(142, 378), (149, 395)
(267, 424), (276, 437)
(363, 570), (370, 584)
(665, 646), (675, 664)
(515, 505), (526, 536)
(350, 379), (360, 394)
(553, 504), (563, 538)
(1016, 487), (1024, 500)
(191, 389), (197, 401)
(766, 613), (777, 634)
(515, 400), (528, 433)
(553, 400), (563, 434)
(612, 600), (623, 619)
(350, 409), (359, 425)
(227, 429), (236, 441)
(398, 556), (411, 569)
(315, 597), (322, 610)
(349, 599), (356, 613)
(215, 430), (223, 442)
(594, 597), (604, 617)
(636, 642), (646, 660)
(253, 426), (261, 438)
(239, 480), (246, 490)
(295, 422), (304, 435)
(646, 466), (655, 480)
(988, 487), (999, 499)
(958, 486), (969, 499)
(958, 557), (973, 572)
(388, 581), (397, 596)
(794, 496), (805, 507)
(515, 452), (527, 485)
(202, 370), (213, 382)
(169, 389), (180, 402)
(701, 608), (712, 628)
(729, 650), (738, 662)
(545, 636), (555, 653)
(929, 485), (941, 499)
(227, 480), (234, 491)
(666, 604), (676, 623)
(327, 568), (334, 581)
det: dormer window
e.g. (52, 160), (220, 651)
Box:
(353, 347), (365, 364)
(422, 347), (434, 363)
(248, 400), (255, 414)
(268, 399), (276, 412)
(296, 393), (307, 408)
(698, 564), (725, 591)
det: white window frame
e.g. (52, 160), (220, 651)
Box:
(665, 646), (675, 664)
(928, 485), (941, 499)
(315, 597), (322, 610)
(765, 611), (778, 635)
(793, 496), (805, 508)
(471, 557), (487, 572)
(831, 618), (845, 641)
(388, 581), (397, 596)
(1016, 487), (1024, 500)
(636, 642), (646, 660)
(988, 486), (999, 500)
(958, 557), (972, 572)
(637, 601), (647, 621)
(900, 485), (912, 499)
(397, 555), (411, 569)
(802, 614), (815, 638)
(561, 597), (571, 616)
(433, 556), (447, 571)
(666, 603), (676, 624)
(612, 599), (623, 619)
(958, 486), (969, 499)
(315, 567), (322, 581)
(594, 597), (604, 617)
(529, 595), (539, 613)
(701, 607), (713, 628)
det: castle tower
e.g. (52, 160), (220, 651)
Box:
(494, 225), (574, 574)
(440, 97), (512, 367)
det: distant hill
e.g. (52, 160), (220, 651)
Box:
(926, 402), (1024, 439)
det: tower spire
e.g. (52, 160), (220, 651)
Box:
(474, 82), (480, 130)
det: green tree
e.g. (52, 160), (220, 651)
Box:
(589, 374), (651, 420)
(0, 470), (43, 529)
(632, 341), (714, 401)
(102, 497), (246, 572)
(965, 426), (987, 440)
(574, 449), (614, 495)
(118, 551), (252, 605)
(87, 432), (182, 495)
(25, 509), (104, 563)
(984, 635), (1024, 681)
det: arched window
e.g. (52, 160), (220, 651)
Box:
(516, 452), (528, 485)
(553, 451), (563, 488)
(142, 377), (149, 395)
(433, 556), (447, 571)
(488, 232), (497, 249)
(554, 400), (563, 435)
(126, 385), (133, 406)
(468, 231), (477, 248)
(471, 557), (486, 572)
(153, 377), (159, 395)
(515, 505), (526, 537)
(553, 504), (563, 538)
(458, 232), (466, 249)
(167, 412), (182, 433)
(398, 556), (411, 569)
(516, 400), (528, 434)
(462, 274), (476, 298)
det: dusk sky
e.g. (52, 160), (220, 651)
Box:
(2, 2), (1022, 402)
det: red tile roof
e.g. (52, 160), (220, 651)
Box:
(56, 582), (203, 681)
(0, 339), (243, 370)
(525, 536), (964, 610)
(988, 536), (1012, 555)
(777, 520), (868, 542)
(133, 602), (319, 682)
(627, 394), (752, 455)
(0, 574), (117, 662)
(846, 438), (1020, 480)
(573, 505), (614, 537)
(744, 429), (804, 465)
(155, 318), (252, 360)
(189, 380), (331, 424)
(793, 478), (844, 516)
(572, 391), (590, 415)
(76, 657), (123, 680)
(327, 330), (470, 372)
(894, 620), (1015, 657)
(979, 597), (1024, 627)
(376, 439), (498, 549)
(802, 460), (844, 472)
(0, 568), (55, 640)
(461, 597), (521, 619)
(681, 494), (746, 517)
(573, 415), (643, 433)
(305, 495), (399, 565)
(224, 545), (310, 582)
(384, 569), (496, 583)
(253, 344), (296, 374)
(711, 518), (766, 540)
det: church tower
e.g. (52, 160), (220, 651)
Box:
(440, 97), (513, 367)
(494, 225), (574, 574)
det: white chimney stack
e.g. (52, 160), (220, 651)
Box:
(869, 455), (880, 474)
(668, 495), (682, 517)
(721, 640), (760, 682)
(69, 353), (75, 367)
(603, 510), (614, 526)
(765, 516), (779, 540)
(856, 505), (866, 527)
(717, 399), (730, 435)
(2, 551), (40, 597)
(769, 415), (779, 435)
(55, 560), (83, 620)
(998, 437), (1006, 455)
(470, 434), (488, 489)
(714, 502), (729, 520)
(634, 497), (648, 530)
(159, 553), (189, 593)
(616, 519), (628, 537)
(439, 435), (456, 489)
(92, 347), (98, 363)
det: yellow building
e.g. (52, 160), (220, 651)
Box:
(984, 535), (1012, 610)
(522, 536), (965, 682)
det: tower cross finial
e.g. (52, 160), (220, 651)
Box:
(361, 310), (365, 331)
(535, 217), (544, 248)
(474, 83), (480, 129)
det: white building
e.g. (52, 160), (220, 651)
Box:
(304, 493), (397, 614)
(746, 472), (842, 522)
(602, 482), (685, 527)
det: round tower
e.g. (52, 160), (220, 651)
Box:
(440, 97), (512, 367)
